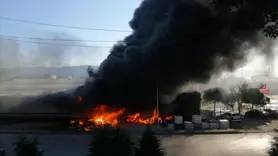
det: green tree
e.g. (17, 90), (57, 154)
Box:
(268, 131), (278, 156)
(203, 88), (225, 116)
(242, 88), (268, 110)
(223, 88), (237, 111)
(87, 128), (133, 156)
(229, 82), (249, 114)
(13, 136), (43, 156)
(266, 96), (271, 103)
(135, 126), (164, 156)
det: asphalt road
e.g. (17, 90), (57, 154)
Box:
(0, 133), (272, 156)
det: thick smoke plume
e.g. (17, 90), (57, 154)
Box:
(84, 0), (278, 109)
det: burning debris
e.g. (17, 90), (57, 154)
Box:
(126, 108), (162, 124)
(88, 105), (125, 127)
(69, 104), (172, 131)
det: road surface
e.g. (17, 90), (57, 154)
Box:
(0, 133), (271, 156)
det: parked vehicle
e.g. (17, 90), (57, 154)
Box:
(231, 113), (243, 121)
(264, 109), (278, 118)
(220, 112), (232, 119)
(245, 110), (268, 118)
(220, 112), (243, 121)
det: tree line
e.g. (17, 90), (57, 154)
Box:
(203, 82), (270, 116)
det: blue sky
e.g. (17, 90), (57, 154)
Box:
(0, 0), (141, 66)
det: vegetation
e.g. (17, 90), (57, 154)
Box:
(0, 148), (5, 156)
(204, 82), (269, 115)
(268, 131), (278, 156)
(87, 127), (133, 156)
(223, 87), (237, 111)
(172, 92), (201, 120)
(203, 88), (225, 116)
(135, 126), (164, 156)
(242, 88), (268, 110)
(230, 82), (249, 114)
(13, 136), (43, 156)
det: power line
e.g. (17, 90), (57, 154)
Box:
(0, 35), (118, 43)
(0, 16), (132, 33)
(0, 37), (112, 48)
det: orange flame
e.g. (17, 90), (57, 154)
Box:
(165, 115), (173, 120)
(69, 105), (173, 131)
(127, 108), (162, 124)
(88, 105), (125, 127)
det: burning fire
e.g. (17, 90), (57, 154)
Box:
(69, 104), (172, 131)
(165, 116), (173, 120)
(126, 108), (162, 124)
(88, 105), (125, 127)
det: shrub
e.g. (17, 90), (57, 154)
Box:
(13, 136), (43, 156)
(268, 131), (278, 156)
(0, 147), (5, 156)
(135, 126), (164, 156)
(87, 127), (133, 156)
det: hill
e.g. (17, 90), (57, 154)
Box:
(0, 65), (98, 79)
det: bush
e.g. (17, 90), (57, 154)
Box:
(0, 147), (5, 156)
(135, 126), (164, 156)
(87, 128), (133, 156)
(13, 136), (43, 156)
(268, 131), (278, 156)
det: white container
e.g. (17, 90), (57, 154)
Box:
(209, 123), (219, 129)
(201, 122), (209, 129)
(166, 124), (175, 130)
(219, 119), (230, 129)
(192, 115), (202, 124)
(184, 121), (194, 130)
(174, 116), (183, 124)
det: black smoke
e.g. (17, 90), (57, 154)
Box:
(83, 0), (278, 109)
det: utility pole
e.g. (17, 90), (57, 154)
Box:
(156, 83), (159, 128)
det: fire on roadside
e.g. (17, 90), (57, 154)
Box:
(88, 105), (125, 127)
(126, 108), (163, 124)
(69, 104), (173, 131)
